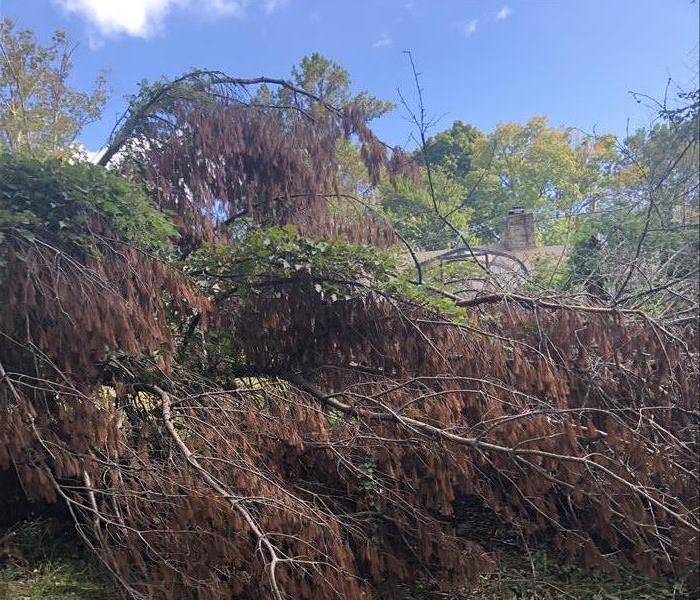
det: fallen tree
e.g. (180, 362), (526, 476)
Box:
(1, 74), (698, 599)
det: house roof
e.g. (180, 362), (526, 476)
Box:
(408, 243), (568, 272)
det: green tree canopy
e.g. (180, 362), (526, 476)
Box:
(380, 167), (473, 251)
(0, 18), (107, 158)
(290, 52), (394, 119)
(461, 116), (617, 244)
(254, 52), (394, 123)
(381, 117), (617, 249)
(568, 99), (699, 310)
(423, 120), (482, 179)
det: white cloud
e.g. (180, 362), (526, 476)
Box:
(85, 147), (106, 164)
(496, 5), (511, 20)
(464, 19), (478, 36)
(263, 0), (287, 13)
(53, 0), (247, 38)
(372, 32), (393, 48)
(73, 144), (106, 164)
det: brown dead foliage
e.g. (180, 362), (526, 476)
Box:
(1, 86), (698, 599)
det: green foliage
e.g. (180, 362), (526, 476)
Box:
(464, 117), (618, 244)
(566, 113), (698, 308)
(335, 136), (374, 196)
(292, 52), (351, 106)
(0, 18), (107, 158)
(423, 120), (482, 179)
(290, 52), (394, 119)
(0, 153), (177, 253)
(380, 167), (474, 250)
(520, 254), (571, 293)
(255, 52), (394, 123)
(384, 117), (617, 251)
(186, 225), (462, 317)
(187, 224), (397, 298)
(378, 120), (481, 252)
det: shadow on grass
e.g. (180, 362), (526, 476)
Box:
(0, 519), (116, 600)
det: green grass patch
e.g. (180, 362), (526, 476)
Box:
(0, 519), (115, 600)
(470, 548), (690, 600)
(401, 546), (691, 600)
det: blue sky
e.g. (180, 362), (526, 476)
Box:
(1, 0), (697, 152)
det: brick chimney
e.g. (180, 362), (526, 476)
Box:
(502, 207), (535, 250)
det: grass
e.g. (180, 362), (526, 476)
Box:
(469, 547), (691, 600)
(0, 519), (115, 600)
(401, 546), (692, 600)
(0, 518), (693, 600)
